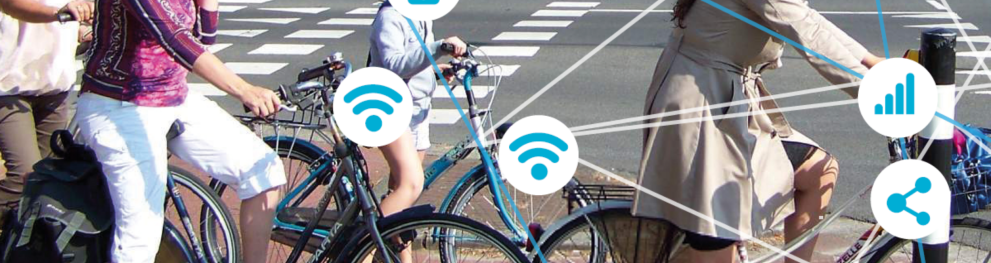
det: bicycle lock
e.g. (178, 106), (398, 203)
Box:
(916, 28), (956, 263)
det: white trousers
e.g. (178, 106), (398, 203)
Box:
(74, 92), (287, 263)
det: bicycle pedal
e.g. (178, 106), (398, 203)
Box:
(525, 223), (545, 252)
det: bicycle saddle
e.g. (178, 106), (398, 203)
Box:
(166, 121), (185, 141)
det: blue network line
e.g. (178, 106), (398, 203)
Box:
(875, 0), (891, 58)
(402, 17), (549, 263)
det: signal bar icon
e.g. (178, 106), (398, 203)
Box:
(875, 73), (915, 115)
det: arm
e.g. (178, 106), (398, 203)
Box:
(193, 0), (218, 44)
(121, 0), (278, 116)
(0, 0), (91, 23)
(371, 9), (443, 79)
(743, 0), (876, 96)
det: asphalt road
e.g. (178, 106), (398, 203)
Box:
(153, 0), (991, 220)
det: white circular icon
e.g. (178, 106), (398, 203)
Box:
(388, 0), (459, 21)
(858, 58), (938, 138)
(870, 160), (951, 240)
(498, 116), (579, 196)
(333, 67), (413, 147)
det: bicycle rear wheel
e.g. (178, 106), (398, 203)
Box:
(166, 166), (241, 263)
(537, 202), (679, 263)
(336, 213), (528, 263)
(443, 169), (581, 246)
(867, 217), (991, 263)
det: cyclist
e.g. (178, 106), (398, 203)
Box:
(369, 1), (465, 261)
(77, 0), (284, 261)
(636, 0), (884, 261)
(0, 0), (93, 221)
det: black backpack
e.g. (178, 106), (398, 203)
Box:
(0, 130), (113, 263)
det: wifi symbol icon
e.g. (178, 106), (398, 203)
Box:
(509, 133), (568, 180)
(499, 116), (579, 196)
(334, 67), (413, 147)
(343, 84), (403, 132)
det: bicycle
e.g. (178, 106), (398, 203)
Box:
(208, 46), (597, 261)
(213, 54), (530, 263)
(534, 133), (991, 262)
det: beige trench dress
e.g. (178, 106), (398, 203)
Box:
(634, 0), (870, 239)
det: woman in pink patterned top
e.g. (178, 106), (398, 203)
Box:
(78, 0), (285, 261)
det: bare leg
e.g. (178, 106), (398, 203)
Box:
(784, 149), (838, 263)
(240, 187), (280, 263)
(379, 131), (424, 263)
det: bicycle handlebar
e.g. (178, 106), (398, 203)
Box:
(440, 42), (471, 57)
(56, 11), (74, 23)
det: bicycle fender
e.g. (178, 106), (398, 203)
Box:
(437, 165), (486, 212)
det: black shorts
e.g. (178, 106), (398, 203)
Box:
(681, 141), (821, 251)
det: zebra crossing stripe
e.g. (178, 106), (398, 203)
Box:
(257, 7), (329, 14)
(208, 43), (233, 53)
(285, 30), (354, 39)
(513, 20), (573, 28)
(532, 10), (588, 17)
(492, 32), (556, 41)
(547, 2), (600, 8)
(476, 46), (540, 57)
(217, 5), (246, 12)
(906, 23), (978, 30)
(217, 0), (269, 4)
(216, 29), (268, 38)
(224, 62), (287, 75)
(431, 86), (493, 98)
(318, 18), (375, 26)
(248, 44), (324, 55)
(225, 18), (300, 25)
(346, 7), (379, 15)
(429, 109), (466, 124)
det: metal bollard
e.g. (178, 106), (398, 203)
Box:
(914, 28), (956, 263)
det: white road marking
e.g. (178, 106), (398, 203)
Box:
(188, 83), (227, 96)
(547, 2), (600, 8)
(958, 51), (991, 58)
(906, 23), (978, 30)
(248, 44), (324, 55)
(257, 7), (329, 14)
(432, 86), (492, 98)
(926, 0), (947, 10)
(589, 9), (672, 13)
(476, 46), (540, 57)
(960, 36), (991, 43)
(892, 13), (960, 19)
(285, 30), (354, 39)
(976, 91), (991, 95)
(513, 20), (573, 28)
(477, 65), (520, 77)
(492, 32), (556, 41)
(346, 7), (379, 15)
(429, 109), (464, 124)
(218, 0), (268, 4)
(218, 5), (246, 12)
(216, 29), (267, 38)
(208, 43), (232, 53)
(224, 62), (287, 75)
(532, 10), (588, 17)
(225, 18), (299, 25)
(957, 70), (991, 76)
(318, 18), (375, 25)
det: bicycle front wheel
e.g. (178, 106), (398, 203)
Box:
(337, 213), (528, 263)
(166, 166), (241, 263)
(867, 217), (991, 263)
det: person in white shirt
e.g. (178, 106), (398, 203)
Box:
(0, 0), (93, 220)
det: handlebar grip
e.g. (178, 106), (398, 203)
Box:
(440, 43), (469, 57)
(297, 62), (333, 83)
(56, 12), (75, 23)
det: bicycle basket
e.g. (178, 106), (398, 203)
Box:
(950, 125), (991, 214)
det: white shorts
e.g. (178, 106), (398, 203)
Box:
(74, 92), (287, 263)
(410, 100), (431, 151)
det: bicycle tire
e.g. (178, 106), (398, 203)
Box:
(866, 217), (991, 263)
(157, 220), (196, 263)
(537, 201), (681, 263)
(208, 138), (349, 262)
(333, 213), (529, 263)
(442, 169), (578, 245)
(167, 166), (242, 263)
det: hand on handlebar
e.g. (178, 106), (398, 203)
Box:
(438, 63), (456, 83)
(440, 36), (468, 58)
(57, 0), (94, 23)
(236, 85), (282, 118)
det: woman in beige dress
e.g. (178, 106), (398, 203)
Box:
(635, 0), (885, 261)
